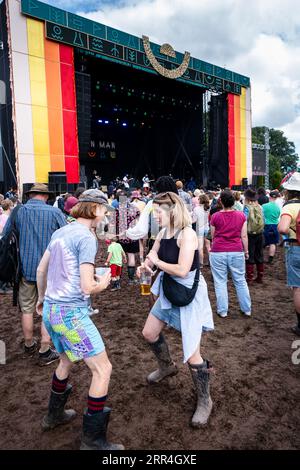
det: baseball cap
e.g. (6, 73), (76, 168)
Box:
(79, 189), (114, 212)
(269, 190), (280, 198)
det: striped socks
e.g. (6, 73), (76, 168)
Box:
(52, 372), (68, 394)
(87, 395), (107, 415)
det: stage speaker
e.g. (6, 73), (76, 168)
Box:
(22, 183), (34, 194)
(48, 172), (67, 184)
(242, 178), (248, 188)
(75, 72), (91, 155)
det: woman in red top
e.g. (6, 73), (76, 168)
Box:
(209, 190), (251, 318)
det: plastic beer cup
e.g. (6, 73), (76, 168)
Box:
(140, 271), (152, 296)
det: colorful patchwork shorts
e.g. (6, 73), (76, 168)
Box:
(43, 301), (105, 362)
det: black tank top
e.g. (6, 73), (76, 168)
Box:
(158, 232), (199, 271)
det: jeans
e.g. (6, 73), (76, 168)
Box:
(209, 252), (251, 315)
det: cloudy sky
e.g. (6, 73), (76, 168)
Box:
(48, 0), (300, 155)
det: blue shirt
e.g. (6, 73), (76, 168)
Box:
(45, 223), (97, 307)
(3, 199), (66, 281)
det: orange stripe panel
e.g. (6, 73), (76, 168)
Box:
(44, 37), (65, 171)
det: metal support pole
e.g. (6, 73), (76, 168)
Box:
(264, 128), (270, 189)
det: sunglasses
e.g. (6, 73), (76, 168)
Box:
(154, 192), (176, 205)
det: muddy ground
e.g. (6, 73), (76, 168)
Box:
(0, 245), (299, 450)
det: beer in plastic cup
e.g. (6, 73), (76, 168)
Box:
(140, 271), (152, 296)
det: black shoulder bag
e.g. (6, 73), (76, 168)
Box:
(162, 268), (200, 307)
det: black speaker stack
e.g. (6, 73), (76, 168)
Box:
(48, 172), (68, 195)
(75, 71), (91, 155)
(231, 185), (244, 191)
(242, 178), (248, 189)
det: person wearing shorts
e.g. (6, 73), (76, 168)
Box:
(36, 189), (123, 450)
(105, 238), (127, 291)
(278, 172), (300, 336)
(262, 190), (281, 264)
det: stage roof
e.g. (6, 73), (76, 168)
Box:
(20, 0), (250, 95)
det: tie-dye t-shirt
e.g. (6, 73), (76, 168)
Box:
(45, 222), (97, 307)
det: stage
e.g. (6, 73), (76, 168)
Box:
(0, 0), (252, 193)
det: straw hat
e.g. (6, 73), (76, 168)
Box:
(25, 183), (54, 197)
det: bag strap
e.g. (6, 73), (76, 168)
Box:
(9, 204), (22, 232)
(192, 268), (200, 288)
(283, 200), (300, 207)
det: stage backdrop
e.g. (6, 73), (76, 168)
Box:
(6, 0), (79, 186)
(228, 88), (252, 187)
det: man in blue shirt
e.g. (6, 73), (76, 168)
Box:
(4, 183), (66, 365)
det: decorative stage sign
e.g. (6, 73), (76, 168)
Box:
(142, 36), (190, 80)
(45, 22), (241, 94)
(21, 0), (250, 94)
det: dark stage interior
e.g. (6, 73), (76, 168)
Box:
(75, 52), (206, 186)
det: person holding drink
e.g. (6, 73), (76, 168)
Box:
(36, 189), (124, 450)
(137, 192), (214, 427)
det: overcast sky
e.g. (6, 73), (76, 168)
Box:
(48, 0), (300, 155)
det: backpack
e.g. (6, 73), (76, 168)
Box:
(246, 204), (264, 235)
(283, 200), (300, 243)
(0, 204), (22, 305)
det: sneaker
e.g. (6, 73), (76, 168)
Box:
(39, 347), (59, 366)
(88, 308), (99, 316)
(24, 340), (38, 356)
(242, 311), (251, 317)
(217, 312), (228, 318)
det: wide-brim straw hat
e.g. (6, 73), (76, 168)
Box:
(25, 183), (54, 197)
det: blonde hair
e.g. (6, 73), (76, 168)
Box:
(1, 199), (13, 211)
(234, 191), (241, 201)
(153, 192), (191, 229)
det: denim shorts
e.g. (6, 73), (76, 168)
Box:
(264, 224), (279, 246)
(151, 298), (181, 332)
(285, 245), (300, 288)
(43, 301), (105, 362)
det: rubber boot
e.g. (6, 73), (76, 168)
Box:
(42, 384), (76, 431)
(246, 263), (254, 284)
(127, 266), (137, 284)
(188, 360), (213, 427)
(147, 333), (178, 384)
(80, 407), (124, 450)
(255, 263), (264, 284)
(292, 312), (300, 336)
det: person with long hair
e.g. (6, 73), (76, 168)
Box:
(36, 190), (124, 450)
(209, 190), (251, 318)
(138, 192), (214, 427)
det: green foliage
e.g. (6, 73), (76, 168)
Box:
(271, 171), (283, 189)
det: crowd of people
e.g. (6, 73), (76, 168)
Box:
(0, 170), (300, 450)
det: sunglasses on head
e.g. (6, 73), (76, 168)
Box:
(155, 192), (176, 205)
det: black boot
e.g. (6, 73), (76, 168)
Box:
(147, 333), (178, 384)
(188, 360), (213, 427)
(42, 384), (76, 431)
(127, 266), (136, 284)
(80, 407), (124, 450)
(292, 312), (300, 336)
